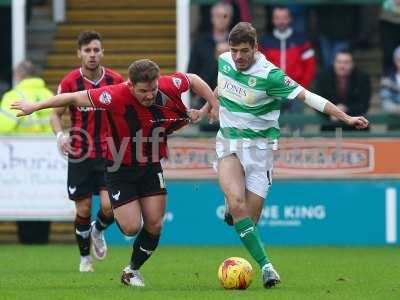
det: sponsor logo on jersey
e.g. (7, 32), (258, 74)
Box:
(222, 80), (247, 97)
(99, 91), (112, 104)
(283, 76), (296, 87)
(248, 77), (257, 87)
(172, 77), (182, 89)
(222, 64), (231, 73)
(244, 90), (257, 104)
(77, 106), (105, 112)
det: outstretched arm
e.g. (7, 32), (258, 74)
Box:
(187, 86), (219, 123)
(11, 91), (91, 117)
(186, 73), (219, 122)
(296, 89), (369, 129)
(188, 102), (211, 123)
(187, 73), (218, 109)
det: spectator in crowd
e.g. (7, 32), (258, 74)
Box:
(260, 6), (316, 113)
(188, 1), (233, 109)
(0, 60), (53, 133)
(314, 49), (371, 131)
(287, 4), (309, 35)
(379, 46), (400, 126)
(315, 5), (361, 69)
(380, 0), (400, 73)
(0, 60), (53, 245)
(197, 0), (250, 34)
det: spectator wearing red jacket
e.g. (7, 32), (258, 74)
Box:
(260, 6), (315, 88)
(260, 6), (316, 114)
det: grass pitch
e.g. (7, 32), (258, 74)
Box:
(0, 245), (399, 300)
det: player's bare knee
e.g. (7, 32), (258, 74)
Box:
(144, 220), (163, 235)
(75, 203), (91, 217)
(121, 222), (141, 236)
(102, 207), (114, 219)
(124, 228), (139, 236)
(228, 198), (247, 216)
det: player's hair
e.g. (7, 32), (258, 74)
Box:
(14, 60), (37, 79)
(77, 30), (102, 49)
(228, 22), (257, 47)
(128, 59), (160, 84)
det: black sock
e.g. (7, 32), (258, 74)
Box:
(75, 214), (91, 256)
(94, 209), (114, 232)
(130, 228), (160, 270)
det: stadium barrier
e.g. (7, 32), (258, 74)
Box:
(92, 179), (399, 246)
(94, 136), (400, 246)
(0, 135), (398, 245)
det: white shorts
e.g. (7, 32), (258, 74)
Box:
(215, 137), (273, 199)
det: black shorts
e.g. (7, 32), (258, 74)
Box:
(67, 158), (106, 200)
(105, 163), (167, 209)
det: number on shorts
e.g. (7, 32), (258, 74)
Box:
(158, 172), (165, 189)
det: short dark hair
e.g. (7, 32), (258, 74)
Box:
(335, 48), (353, 58)
(228, 22), (257, 47)
(273, 5), (290, 13)
(77, 30), (102, 49)
(128, 59), (160, 84)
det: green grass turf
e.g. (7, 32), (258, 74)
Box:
(0, 245), (399, 300)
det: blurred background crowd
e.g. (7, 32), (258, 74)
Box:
(1, 0), (400, 135)
(187, 0), (400, 134)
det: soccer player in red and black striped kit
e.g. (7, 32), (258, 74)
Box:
(50, 30), (124, 272)
(13, 59), (219, 287)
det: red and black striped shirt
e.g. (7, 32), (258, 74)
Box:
(58, 67), (124, 159)
(88, 72), (190, 167)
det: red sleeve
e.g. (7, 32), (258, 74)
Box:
(57, 78), (70, 94)
(159, 72), (190, 112)
(87, 84), (124, 111)
(300, 41), (316, 88)
(160, 72), (190, 98)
